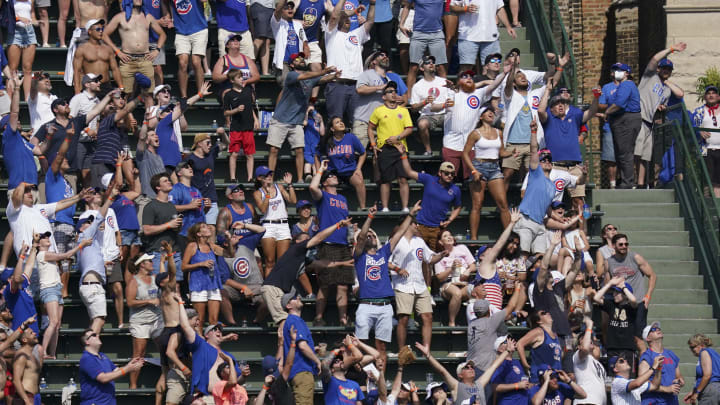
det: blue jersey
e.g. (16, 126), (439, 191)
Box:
(640, 348), (680, 405)
(79, 351), (117, 405)
(293, 0), (325, 42)
(528, 382), (574, 405)
(170, 0), (207, 35)
(386, 72), (407, 96)
(143, 0), (162, 42)
(326, 132), (365, 175)
(315, 191), (349, 245)
(415, 172), (461, 227)
(226, 202), (253, 236)
(518, 165), (555, 224)
(0, 270), (39, 334)
(330, 0), (359, 30)
(188, 247), (221, 292)
(2, 120), (38, 189)
(216, 0), (249, 32)
(529, 329), (562, 383)
(169, 183), (206, 236)
(284, 23), (301, 63)
(599, 82), (619, 132)
(491, 359), (530, 405)
(543, 105), (584, 162)
(284, 314), (316, 379)
(45, 170), (75, 225)
(323, 376), (365, 404)
(111, 195), (140, 231)
(609, 80), (641, 114)
(156, 114), (181, 167)
(188, 333), (241, 395)
(696, 348), (720, 388)
(354, 243), (394, 299)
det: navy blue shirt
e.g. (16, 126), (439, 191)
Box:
(111, 195), (140, 231)
(294, 0), (325, 42)
(354, 243), (394, 299)
(79, 351), (117, 405)
(187, 144), (220, 202)
(528, 382), (575, 405)
(543, 105), (584, 162)
(409, 0), (443, 32)
(156, 114), (181, 167)
(92, 113), (123, 165)
(415, 172), (461, 227)
(609, 80), (641, 114)
(326, 133), (365, 176)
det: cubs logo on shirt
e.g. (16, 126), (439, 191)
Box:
(339, 385), (358, 401)
(365, 265), (381, 281)
(343, 0), (354, 11)
(348, 35), (359, 45)
(467, 95), (480, 109)
(107, 216), (115, 229)
(532, 96), (540, 108)
(175, 0), (192, 14)
(232, 257), (250, 278)
(303, 7), (318, 25)
(554, 179), (566, 192)
(414, 248), (423, 262)
(152, 0), (160, 8)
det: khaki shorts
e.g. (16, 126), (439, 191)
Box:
(416, 223), (441, 251)
(79, 283), (107, 319)
(351, 120), (370, 147)
(261, 284), (288, 323)
(166, 368), (189, 404)
(175, 29), (209, 55)
(395, 289), (433, 315)
(552, 164), (585, 198)
(635, 121), (653, 161)
(129, 316), (164, 339)
(218, 28), (254, 58)
(291, 371), (315, 405)
(502, 143), (532, 170)
(224, 283), (263, 305)
(513, 214), (548, 254)
(118, 56), (155, 92)
(267, 119), (304, 149)
(307, 41), (322, 64)
(418, 114), (445, 131)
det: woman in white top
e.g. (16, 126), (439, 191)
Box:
(461, 105), (515, 240)
(596, 223), (617, 279)
(8, 0), (38, 99)
(434, 230), (476, 327)
(35, 231), (90, 359)
(253, 166), (297, 276)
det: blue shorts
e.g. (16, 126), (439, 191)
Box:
(303, 132), (320, 164)
(457, 38), (501, 66)
(120, 229), (141, 246)
(10, 26), (37, 48)
(205, 202), (219, 225)
(472, 160), (504, 181)
(601, 127), (616, 162)
(39, 283), (64, 305)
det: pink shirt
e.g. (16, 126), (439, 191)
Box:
(433, 245), (474, 283)
(212, 381), (248, 405)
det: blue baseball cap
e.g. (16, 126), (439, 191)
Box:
(705, 85), (719, 94)
(296, 200), (312, 210)
(255, 166), (273, 178)
(262, 355), (280, 377)
(611, 63), (631, 73)
(474, 245), (489, 261)
(75, 215), (95, 231)
(658, 58), (674, 69)
(551, 201), (566, 209)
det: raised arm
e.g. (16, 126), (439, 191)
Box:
(484, 208), (521, 263)
(174, 295), (197, 343)
(363, 0), (375, 33)
(414, 342), (458, 391)
(477, 340), (513, 387)
(173, 81), (212, 122)
(646, 43), (686, 73)
(537, 82), (552, 124)
(309, 160), (327, 201)
(326, 0), (345, 32)
(389, 201), (421, 250)
(528, 117), (539, 170)
(307, 218), (353, 249)
(354, 207), (376, 256)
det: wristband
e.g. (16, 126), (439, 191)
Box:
(336, 222), (342, 230)
(115, 49), (120, 55)
(121, 367), (126, 376)
(179, 300), (185, 305)
(290, 343), (296, 348)
(670, 47), (675, 53)
(19, 255), (26, 261)
(370, 142), (376, 147)
(347, 344), (354, 350)
(368, 213), (374, 219)
(17, 327), (23, 333)
(585, 328), (592, 333)
(463, 5), (467, 11)
(262, 385), (270, 391)
(556, 67), (564, 72)
(143, 121), (149, 126)
(644, 294), (651, 300)
(197, 92), (203, 98)
(180, 366), (187, 372)
(515, 383), (519, 390)
(400, 155), (408, 160)
(38, 155), (46, 159)
(116, 163), (122, 167)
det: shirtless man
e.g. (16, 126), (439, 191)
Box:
(73, 19), (123, 95)
(0, 316), (36, 405)
(102, 0), (166, 94)
(12, 328), (43, 405)
(63, 0), (109, 87)
(152, 240), (179, 405)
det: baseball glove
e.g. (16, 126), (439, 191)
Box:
(398, 345), (416, 367)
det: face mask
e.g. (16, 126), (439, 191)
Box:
(613, 71), (625, 81)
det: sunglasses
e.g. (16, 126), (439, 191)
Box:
(25, 185), (38, 192)
(441, 170), (455, 176)
(488, 58), (501, 63)
(92, 26), (104, 32)
(650, 326), (661, 333)
(616, 358), (627, 364)
(384, 89), (397, 94)
(539, 310), (550, 315)
(423, 60), (435, 65)
(283, 4), (293, 9)
(463, 364), (474, 370)
(616, 242), (629, 247)
(158, 88), (170, 94)
(605, 226), (617, 231)
(460, 73), (473, 79)
(540, 157), (552, 163)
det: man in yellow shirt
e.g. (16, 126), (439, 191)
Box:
(368, 81), (414, 212)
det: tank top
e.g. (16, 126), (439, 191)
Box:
(222, 54), (252, 78)
(37, 251), (62, 290)
(14, 0), (31, 24)
(111, 194), (140, 231)
(474, 270), (503, 310)
(564, 229), (586, 251)
(696, 348), (720, 387)
(260, 184), (288, 221)
(474, 129), (502, 159)
(226, 202), (253, 237)
(598, 244), (613, 259)
(129, 275), (162, 324)
(188, 246), (222, 292)
(607, 251), (646, 300)
(455, 381), (484, 405)
(530, 328), (562, 382)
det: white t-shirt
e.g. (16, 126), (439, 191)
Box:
(443, 87), (492, 151)
(493, 68), (546, 104)
(572, 351), (607, 405)
(324, 26), (370, 80)
(7, 200), (58, 255)
(69, 90), (100, 134)
(410, 76), (448, 116)
(698, 105), (720, 148)
(28, 92), (57, 135)
(80, 209), (120, 262)
(611, 376), (649, 405)
(452, 0), (503, 42)
(36, 251), (62, 290)
(390, 236), (434, 294)
(521, 168), (577, 202)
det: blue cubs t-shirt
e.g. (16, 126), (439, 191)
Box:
(188, 333), (241, 395)
(543, 105), (584, 162)
(354, 243), (394, 299)
(169, 182), (206, 236)
(330, 0), (359, 30)
(144, 0), (162, 42)
(294, 0), (325, 42)
(79, 351), (117, 405)
(45, 170), (75, 225)
(415, 172), (461, 227)
(609, 80), (641, 114)
(216, 0), (249, 32)
(0, 270), (39, 334)
(409, 0), (443, 32)
(171, 0), (207, 35)
(518, 165), (555, 224)
(491, 359), (530, 405)
(315, 191), (349, 245)
(599, 81), (619, 132)
(111, 195), (140, 231)
(528, 382), (575, 405)
(284, 23), (300, 63)
(326, 133), (365, 176)
(284, 314), (316, 379)
(324, 376), (365, 404)
(2, 120), (37, 189)
(640, 348), (680, 405)
(156, 114), (181, 167)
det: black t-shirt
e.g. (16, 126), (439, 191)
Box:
(223, 86), (255, 132)
(187, 144), (220, 202)
(601, 300), (637, 350)
(33, 115), (88, 170)
(532, 281), (571, 336)
(266, 374), (295, 404)
(263, 240), (309, 293)
(141, 199), (179, 252)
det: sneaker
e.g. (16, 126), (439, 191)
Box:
(381, 207), (390, 213)
(430, 296), (437, 307)
(304, 173), (313, 183)
(448, 351), (467, 358)
(422, 151), (432, 156)
(305, 293), (316, 300)
(402, 207), (410, 213)
(312, 318), (327, 327)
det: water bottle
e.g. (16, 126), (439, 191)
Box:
(68, 378), (76, 389)
(582, 204), (592, 220)
(39, 378), (47, 390)
(211, 120), (218, 130)
(425, 372), (433, 385)
(466, 228), (471, 241)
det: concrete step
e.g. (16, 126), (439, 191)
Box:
(643, 319), (718, 334)
(663, 334), (720, 347)
(631, 246), (694, 260)
(621, 231), (689, 246)
(591, 189), (676, 204)
(598, 203), (680, 218)
(601, 217), (685, 231)
(655, 275), (704, 290)
(651, 289), (708, 305)
(647, 304), (714, 319)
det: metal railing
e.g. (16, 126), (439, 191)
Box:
(656, 103), (720, 317)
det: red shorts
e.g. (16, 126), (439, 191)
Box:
(229, 131), (256, 155)
(441, 147), (472, 180)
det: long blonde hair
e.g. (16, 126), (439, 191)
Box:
(688, 333), (713, 348)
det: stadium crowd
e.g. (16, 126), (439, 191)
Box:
(0, 0), (718, 404)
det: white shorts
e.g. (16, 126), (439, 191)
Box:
(129, 316), (164, 339)
(396, 10), (414, 45)
(175, 29), (209, 55)
(354, 302), (394, 342)
(218, 28), (255, 58)
(555, 247), (593, 264)
(79, 283), (107, 320)
(261, 222), (292, 241)
(307, 41), (322, 64)
(190, 288), (222, 302)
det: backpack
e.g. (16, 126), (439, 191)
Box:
(658, 139), (676, 184)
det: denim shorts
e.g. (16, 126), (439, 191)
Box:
(472, 160), (504, 181)
(10, 25), (38, 48)
(39, 283), (64, 305)
(120, 229), (141, 246)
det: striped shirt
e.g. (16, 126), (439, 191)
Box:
(443, 87), (492, 151)
(92, 113), (123, 165)
(475, 270), (503, 309)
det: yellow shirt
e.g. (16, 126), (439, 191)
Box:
(369, 104), (413, 149)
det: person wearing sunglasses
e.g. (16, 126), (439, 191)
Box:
(72, 19), (123, 96)
(610, 352), (663, 405)
(409, 55), (448, 156)
(693, 85), (720, 197)
(595, 223), (617, 279)
(684, 334), (720, 405)
(638, 321), (684, 405)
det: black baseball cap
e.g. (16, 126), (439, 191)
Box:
(484, 53), (502, 65)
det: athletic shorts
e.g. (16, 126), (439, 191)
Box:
(229, 130), (256, 154)
(354, 302), (393, 342)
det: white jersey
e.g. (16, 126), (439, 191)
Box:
(80, 209), (121, 262)
(260, 184), (288, 221)
(443, 87), (492, 151)
(410, 76), (448, 116)
(7, 201), (58, 255)
(572, 351), (607, 405)
(502, 86), (546, 147)
(611, 376), (649, 405)
(451, 0), (503, 42)
(390, 236), (434, 294)
(324, 26), (369, 80)
(521, 168), (577, 202)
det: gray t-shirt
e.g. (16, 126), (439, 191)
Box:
(607, 251), (646, 300)
(466, 310), (506, 371)
(354, 69), (386, 123)
(141, 199), (179, 252)
(136, 148), (166, 198)
(598, 245), (614, 259)
(638, 70), (671, 123)
(455, 381), (484, 405)
(129, 275), (162, 325)
(224, 245), (263, 287)
(273, 71), (321, 125)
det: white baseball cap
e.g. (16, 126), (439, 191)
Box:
(100, 173), (114, 189)
(642, 321), (661, 341)
(85, 19), (105, 31)
(153, 84), (171, 98)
